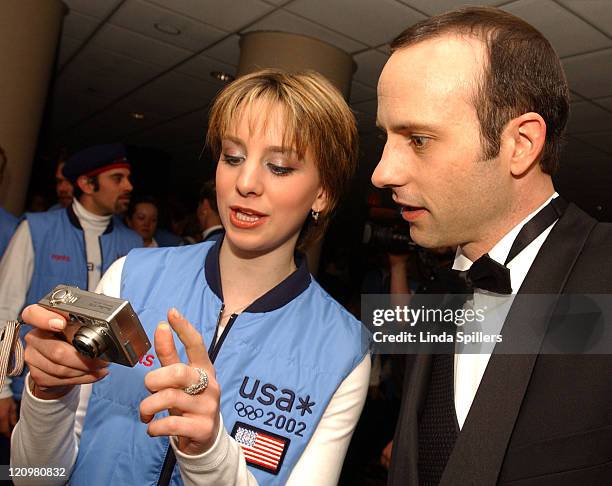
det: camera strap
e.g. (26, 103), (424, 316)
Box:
(0, 319), (25, 389)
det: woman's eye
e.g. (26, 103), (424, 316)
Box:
(222, 154), (243, 165)
(267, 164), (294, 176)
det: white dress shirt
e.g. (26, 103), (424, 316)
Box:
(452, 193), (559, 429)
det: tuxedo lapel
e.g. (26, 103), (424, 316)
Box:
(439, 203), (597, 485)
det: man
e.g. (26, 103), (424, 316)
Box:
(196, 179), (224, 242)
(0, 143), (142, 434)
(0, 146), (18, 258)
(51, 159), (74, 209)
(372, 7), (611, 485)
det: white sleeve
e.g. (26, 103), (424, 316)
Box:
(0, 221), (34, 398)
(175, 354), (371, 486)
(10, 375), (81, 486)
(0, 220), (34, 323)
(95, 256), (125, 297)
(286, 353), (370, 485)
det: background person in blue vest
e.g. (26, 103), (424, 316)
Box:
(0, 143), (142, 435)
(12, 70), (370, 485)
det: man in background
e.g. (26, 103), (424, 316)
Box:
(197, 179), (224, 242)
(0, 143), (142, 437)
(51, 159), (74, 209)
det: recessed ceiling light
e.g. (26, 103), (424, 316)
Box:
(211, 71), (235, 82)
(130, 112), (145, 120)
(154, 23), (181, 36)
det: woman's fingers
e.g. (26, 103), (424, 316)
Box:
(144, 362), (211, 393)
(139, 386), (218, 424)
(166, 308), (212, 370)
(21, 304), (68, 332)
(145, 413), (218, 449)
(28, 362), (108, 388)
(141, 308), (222, 454)
(154, 322), (181, 368)
(25, 330), (108, 372)
(24, 329), (109, 390)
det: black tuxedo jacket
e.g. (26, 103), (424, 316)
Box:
(388, 203), (612, 486)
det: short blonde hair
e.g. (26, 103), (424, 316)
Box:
(207, 69), (358, 248)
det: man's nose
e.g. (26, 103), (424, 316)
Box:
(123, 177), (134, 193)
(372, 144), (401, 189)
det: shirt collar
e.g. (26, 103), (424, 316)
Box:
(202, 225), (224, 241)
(204, 237), (311, 313)
(68, 199), (114, 233)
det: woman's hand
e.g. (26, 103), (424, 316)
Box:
(139, 308), (221, 456)
(21, 305), (110, 400)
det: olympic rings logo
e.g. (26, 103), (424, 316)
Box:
(234, 402), (264, 420)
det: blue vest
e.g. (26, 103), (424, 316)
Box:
(0, 207), (18, 259)
(11, 206), (142, 399)
(70, 240), (369, 485)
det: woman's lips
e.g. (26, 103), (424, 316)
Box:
(229, 206), (267, 229)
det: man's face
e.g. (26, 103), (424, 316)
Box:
(372, 35), (512, 253)
(55, 162), (74, 208)
(90, 168), (133, 215)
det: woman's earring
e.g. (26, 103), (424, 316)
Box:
(311, 209), (320, 222)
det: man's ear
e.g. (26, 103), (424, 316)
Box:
(76, 175), (95, 195)
(311, 187), (329, 214)
(504, 112), (547, 177)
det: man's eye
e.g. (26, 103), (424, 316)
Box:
(267, 164), (294, 176)
(411, 136), (429, 148)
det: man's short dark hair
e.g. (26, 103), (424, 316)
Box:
(199, 180), (218, 213)
(73, 175), (99, 200)
(391, 6), (570, 175)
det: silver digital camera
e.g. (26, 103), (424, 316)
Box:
(38, 285), (151, 367)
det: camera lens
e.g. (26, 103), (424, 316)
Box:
(72, 326), (109, 359)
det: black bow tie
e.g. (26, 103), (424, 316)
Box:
(442, 197), (569, 295)
(453, 254), (512, 294)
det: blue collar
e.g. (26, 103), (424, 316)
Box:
(204, 237), (311, 313)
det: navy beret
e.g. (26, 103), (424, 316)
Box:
(63, 143), (130, 183)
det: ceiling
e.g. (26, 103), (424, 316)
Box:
(40, 0), (612, 219)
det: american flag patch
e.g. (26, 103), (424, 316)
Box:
(231, 421), (290, 475)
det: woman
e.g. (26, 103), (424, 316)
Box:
(126, 196), (160, 247)
(12, 70), (370, 485)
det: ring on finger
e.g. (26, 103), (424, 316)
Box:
(183, 367), (208, 395)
